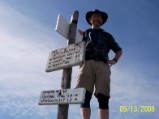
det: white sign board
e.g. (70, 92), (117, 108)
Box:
(55, 15), (70, 39)
(55, 15), (83, 43)
(45, 41), (85, 72)
(38, 88), (86, 105)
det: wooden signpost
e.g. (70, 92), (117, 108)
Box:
(39, 11), (85, 119)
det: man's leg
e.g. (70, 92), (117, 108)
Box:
(95, 93), (110, 119)
(98, 109), (109, 119)
(80, 90), (92, 119)
(81, 108), (91, 119)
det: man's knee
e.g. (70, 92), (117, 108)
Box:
(95, 93), (110, 109)
(81, 90), (92, 108)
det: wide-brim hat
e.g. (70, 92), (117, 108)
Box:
(86, 9), (108, 26)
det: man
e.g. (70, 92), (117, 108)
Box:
(76, 9), (122, 119)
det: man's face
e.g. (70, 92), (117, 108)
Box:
(89, 13), (103, 28)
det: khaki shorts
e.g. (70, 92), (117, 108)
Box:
(76, 60), (111, 96)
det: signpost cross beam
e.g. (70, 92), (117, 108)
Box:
(57, 11), (79, 119)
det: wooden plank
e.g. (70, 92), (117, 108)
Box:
(57, 11), (79, 119)
(38, 88), (86, 105)
(45, 41), (85, 72)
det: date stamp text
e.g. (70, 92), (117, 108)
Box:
(119, 105), (155, 112)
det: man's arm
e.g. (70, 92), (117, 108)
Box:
(107, 50), (122, 66)
(78, 29), (84, 35)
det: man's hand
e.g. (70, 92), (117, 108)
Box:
(78, 29), (84, 35)
(107, 50), (122, 67)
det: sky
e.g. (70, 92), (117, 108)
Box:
(0, 0), (159, 119)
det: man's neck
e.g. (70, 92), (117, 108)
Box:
(91, 26), (100, 29)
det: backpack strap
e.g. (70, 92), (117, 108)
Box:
(83, 29), (93, 46)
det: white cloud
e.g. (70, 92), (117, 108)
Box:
(0, 1), (64, 95)
(108, 66), (159, 118)
(0, 3), (69, 89)
(0, 2), (63, 118)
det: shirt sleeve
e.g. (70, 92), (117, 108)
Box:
(105, 32), (122, 53)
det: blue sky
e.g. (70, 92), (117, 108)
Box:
(0, 0), (159, 119)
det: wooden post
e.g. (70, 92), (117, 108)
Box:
(57, 11), (79, 119)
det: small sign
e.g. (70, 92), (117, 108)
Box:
(55, 15), (83, 42)
(45, 41), (85, 72)
(38, 88), (86, 105)
(55, 15), (70, 39)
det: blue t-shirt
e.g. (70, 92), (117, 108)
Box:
(83, 28), (122, 61)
